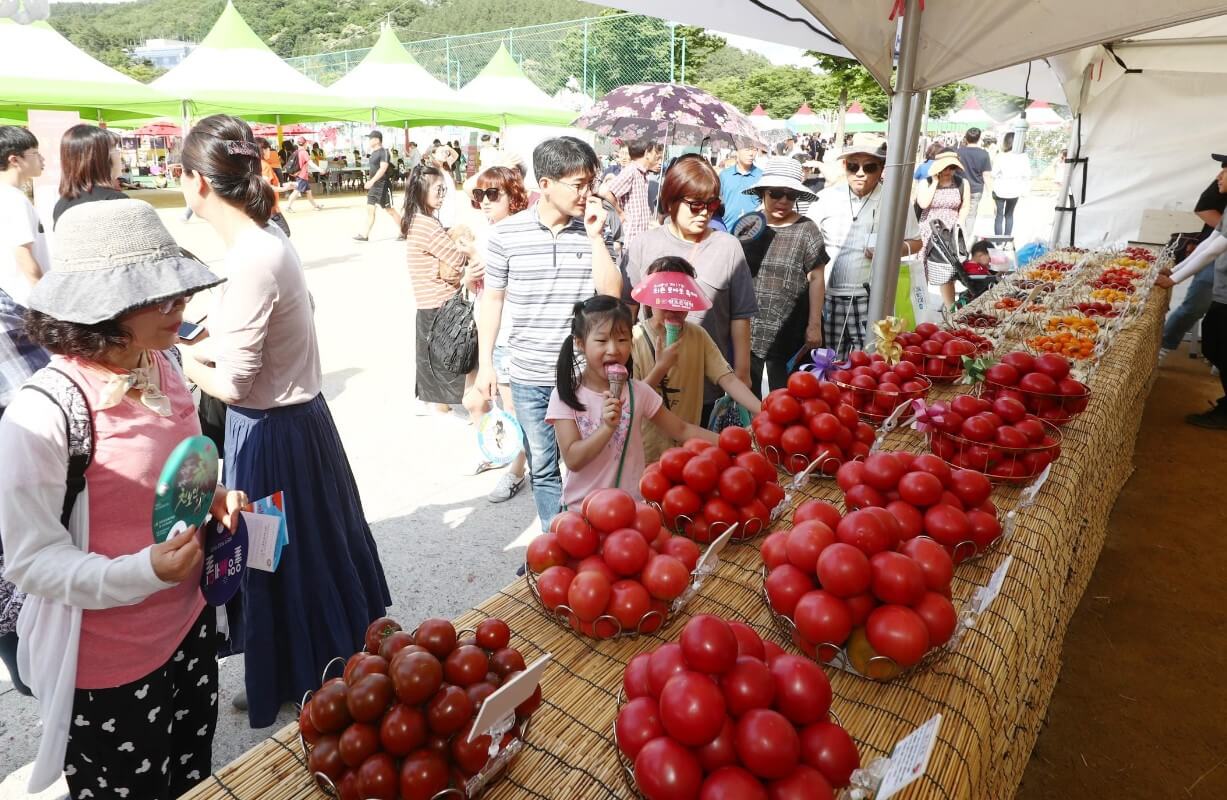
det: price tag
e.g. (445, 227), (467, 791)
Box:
(242, 511), (283, 572)
(877, 714), (943, 800)
(249, 492), (289, 567)
(467, 655), (550, 743)
(152, 436), (218, 543)
(200, 517), (247, 605)
(1019, 464), (1051, 507)
(973, 555), (1013, 615)
(694, 524), (738, 576)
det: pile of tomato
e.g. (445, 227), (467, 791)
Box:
(640, 427), (785, 541)
(955, 311), (1000, 329)
(526, 488), (702, 638)
(761, 498), (960, 680)
(750, 372), (876, 474)
(299, 616), (540, 800)
(617, 615), (860, 800)
(1071, 301), (1120, 319)
(1092, 268), (1141, 291)
(895, 323), (983, 382)
(827, 350), (933, 423)
(922, 393), (1063, 483)
(981, 351), (1090, 426)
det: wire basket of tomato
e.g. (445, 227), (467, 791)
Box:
(953, 311), (1001, 331)
(1024, 332), (1097, 362)
(750, 372), (876, 477)
(979, 353), (1091, 427)
(1069, 300), (1122, 319)
(828, 353), (933, 424)
(298, 616), (539, 800)
(924, 394), (1063, 483)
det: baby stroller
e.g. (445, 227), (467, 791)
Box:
(927, 218), (1000, 307)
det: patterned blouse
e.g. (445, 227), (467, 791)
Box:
(747, 217), (825, 359)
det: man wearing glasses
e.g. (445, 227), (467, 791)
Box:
(476, 137), (621, 532)
(805, 136), (920, 357)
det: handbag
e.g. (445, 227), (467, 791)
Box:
(428, 288), (478, 375)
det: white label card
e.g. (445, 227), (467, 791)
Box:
(695, 524), (738, 575)
(877, 714), (943, 800)
(467, 654), (551, 742)
(974, 555), (1013, 615)
(240, 511), (281, 572)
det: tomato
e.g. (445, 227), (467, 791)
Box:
(787, 370), (822, 398)
(835, 509), (892, 556)
(634, 502), (664, 541)
(681, 455), (720, 494)
(346, 673), (393, 723)
(536, 565), (576, 611)
(719, 425), (753, 454)
(735, 708), (801, 779)
(660, 537), (701, 572)
(762, 640), (786, 664)
(642, 553), (690, 601)
(785, 520), (836, 573)
(881, 500), (922, 541)
(607, 579), (652, 631)
(364, 617), (401, 655)
(793, 590), (852, 648)
(966, 510), (1002, 551)
(860, 453), (905, 492)
(769, 654), (831, 725)
(426, 684), (473, 735)
(939, 490), (966, 511)
(683, 512), (715, 544)
(443, 645), (489, 688)
(624, 651), (653, 699)
(834, 460), (866, 492)
(800, 721), (861, 788)
(895, 470), (942, 507)
(681, 615), (739, 675)
(735, 451), (776, 485)
(714, 466), (756, 506)
(554, 513), (599, 559)
(310, 681), (352, 734)
(1033, 353), (1071, 380)
(766, 393), (803, 425)
(659, 671), (727, 746)
(739, 499), (771, 537)
(450, 721), (493, 775)
(760, 531), (790, 571)
(898, 537), (954, 593)
(586, 488), (639, 532)
(692, 716), (737, 772)
(576, 555), (617, 584)
(308, 733), (345, 781)
(660, 447), (696, 483)
(378, 703), (427, 756)
(866, 605), (931, 668)
(913, 591), (958, 647)
(1015, 417), (1046, 443)
(338, 722), (380, 768)
(764, 563), (814, 617)
(757, 481), (786, 516)
(960, 414), (996, 443)
(703, 496), (741, 532)
(389, 650), (443, 706)
(793, 500), (841, 531)
(662, 484), (702, 526)
(923, 504), (971, 548)
(1019, 371), (1058, 394)
(753, 418), (784, 451)
(525, 532), (566, 573)
(344, 653), (386, 685)
(299, 700), (321, 745)
(718, 654), (776, 717)
(951, 394), (989, 417)
(398, 749), (450, 800)
(374, 631), (413, 662)
(701, 766), (769, 800)
(815, 542), (871, 598)
(616, 696), (665, 759)
(634, 737), (704, 800)
(336, 769), (362, 800)
(599, 529), (648, 577)
(843, 483), (886, 510)
(780, 424), (815, 457)
(869, 551), (926, 606)
(769, 765), (835, 800)
(474, 618), (510, 651)
(648, 643), (689, 697)
(722, 621), (763, 662)
(949, 469), (992, 508)
(567, 570), (612, 623)
(640, 467), (673, 504)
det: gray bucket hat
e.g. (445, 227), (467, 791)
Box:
(742, 156), (818, 202)
(29, 199), (224, 325)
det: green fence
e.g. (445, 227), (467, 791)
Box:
(287, 14), (689, 96)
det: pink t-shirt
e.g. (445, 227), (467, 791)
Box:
(547, 378), (663, 509)
(58, 353), (207, 689)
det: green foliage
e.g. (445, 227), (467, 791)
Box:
(694, 45), (771, 84)
(410, 0), (599, 37)
(700, 65), (827, 119)
(974, 88), (1028, 121)
(805, 52), (965, 122)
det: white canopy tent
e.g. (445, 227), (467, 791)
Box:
(947, 95), (992, 126)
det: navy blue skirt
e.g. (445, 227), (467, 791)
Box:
(223, 394), (390, 727)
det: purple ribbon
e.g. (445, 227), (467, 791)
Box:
(798, 347), (839, 379)
(910, 399), (950, 433)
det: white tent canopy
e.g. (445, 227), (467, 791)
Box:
(948, 96), (992, 125)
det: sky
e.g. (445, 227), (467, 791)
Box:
(722, 32), (814, 68)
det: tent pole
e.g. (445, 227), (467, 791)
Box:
(877, 91), (927, 313)
(1051, 67), (1092, 247)
(868, 0), (922, 326)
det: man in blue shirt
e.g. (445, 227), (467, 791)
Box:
(719, 145), (762, 228)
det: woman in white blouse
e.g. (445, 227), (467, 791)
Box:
(991, 132), (1032, 237)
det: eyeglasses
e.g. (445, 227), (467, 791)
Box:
(156, 294), (192, 315)
(558, 180), (598, 196)
(680, 197), (721, 216)
(845, 160), (882, 175)
(472, 188), (502, 203)
(763, 188), (798, 201)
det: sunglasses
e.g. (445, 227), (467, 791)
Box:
(763, 188), (798, 201)
(472, 188), (502, 203)
(681, 197), (721, 215)
(156, 294), (192, 315)
(845, 160), (882, 175)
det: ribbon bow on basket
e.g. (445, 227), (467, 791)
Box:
(872, 316), (906, 364)
(909, 399), (949, 434)
(797, 347), (840, 379)
(958, 355), (993, 385)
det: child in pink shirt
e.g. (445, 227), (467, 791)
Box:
(547, 296), (716, 509)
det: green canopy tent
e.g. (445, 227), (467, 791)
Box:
(0, 19), (180, 123)
(327, 26), (505, 130)
(456, 45), (575, 128)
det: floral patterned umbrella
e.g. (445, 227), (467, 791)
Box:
(573, 83), (764, 148)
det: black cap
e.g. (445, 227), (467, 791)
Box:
(1213, 153), (1227, 165)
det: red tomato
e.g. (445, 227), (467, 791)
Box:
(642, 554), (690, 601)
(866, 605), (931, 668)
(736, 451), (776, 485)
(923, 504), (971, 548)
(339, 722), (380, 768)
(762, 640), (786, 664)
(860, 453), (906, 492)
(808, 412), (842, 442)
(379, 704), (427, 757)
(913, 592), (958, 647)
(682, 455), (721, 493)
(1033, 353), (1071, 380)
(624, 652), (653, 699)
(602, 529), (650, 576)
(753, 418), (784, 451)
(835, 509), (892, 556)
(443, 645), (489, 688)
(1019, 371), (1058, 394)
(659, 447), (696, 483)
(769, 654), (831, 725)
(634, 737), (704, 800)
(768, 765), (835, 800)
(489, 647), (526, 678)
(843, 483), (886, 511)
(884, 500), (924, 540)
(793, 590), (852, 647)
(308, 733), (345, 781)
(716, 466), (757, 506)
(299, 701), (321, 745)
(634, 503), (664, 541)
(534, 566), (575, 611)
(680, 615), (739, 675)
(799, 721), (861, 788)
(735, 709), (801, 779)
(525, 532), (566, 573)
(700, 765), (769, 800)
(554, 513), (598, 559)
(719, 425), (753, 454)
(693, 716), (738, 773)
(648, 643), (689, 696)
(576, 555), (617, 584)
(896, 471), (943, 507)
(815, 542), (872, 598)
(898, 537), (954, 594)
(685, 438), (715, 455)
(844, 592), (876, 626)
(640, 467), (672, 503)
(567, 570), (612, 623)
(357, 752), (398, 800)
(757, 481), (786, 515)
(764, 564), (815, 617)
(739, 499), (771, 537)
(949, 469), (992, 508)
(951, 394), (990, 417)
(834, 460), (866, 492)
(389, 651), (443, 707)
(719, 655), (776, 716)
(685, 512), (717, 544)
(966, 510), (1002, 551)
(398, 750), (449, 800)
(426, 685), (473, 736)
(586, 488), (639, 532)
(660, 537), (701, 572)
(766, 393), (803, 424)
(450, 721), (494, 775)
(727, 621), (766, 660)
(659, 671), (727, 746)
(616, 696), (665, 759)
(780, 424), (815, 456)
(787, 371), (822, 398)
(793, 499), (842, 530)
(703, 496), (741, 532)
(662, 485), (702, 526)
(608, 579), (652, 632)
(869, 552), (926, 606)
(785, 520), (837, 573)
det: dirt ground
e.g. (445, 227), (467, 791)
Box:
(1017, 349), (1227, 799)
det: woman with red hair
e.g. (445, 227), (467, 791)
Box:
(622, 154), (758, 418)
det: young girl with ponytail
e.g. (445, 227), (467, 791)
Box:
(546, 295), (715, 509)
(176, 115), (390, 727)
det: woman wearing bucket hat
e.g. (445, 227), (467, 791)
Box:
(917, 149), (971, 309)
(0, 198), (248, 798)
(174, 115), (390, 726)
(739, 156), (826, 396)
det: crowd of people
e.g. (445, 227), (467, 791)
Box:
(0, 110), (1223, 799)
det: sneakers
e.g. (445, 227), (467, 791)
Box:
(1185, 400), (1227, 430)
(1158, 347), (1173, 361)
(488, 471), (526, 503)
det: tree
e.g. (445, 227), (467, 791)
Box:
(695, 45), (771, 85)
(806, 53), (881, 143)
(859, 82), (966, 121)
(672, 26), (725, 84)
(701, 65), (827, 119)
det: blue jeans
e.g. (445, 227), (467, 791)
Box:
(1162, 265), (1215, 350)
(510, 382), (562, 531)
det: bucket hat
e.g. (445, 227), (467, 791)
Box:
(631, 271), (712, 312)
(29, 199), (224, 325)
(837, 134), (888, 161)
(742, 156), (818, 202)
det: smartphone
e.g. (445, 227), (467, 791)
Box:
(178, 321), (204, 341)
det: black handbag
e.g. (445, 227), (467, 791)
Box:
(428, 289), (478, 374)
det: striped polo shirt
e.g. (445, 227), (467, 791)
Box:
(485, 206), (617, 386)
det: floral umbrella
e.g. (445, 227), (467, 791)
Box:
(573, 83), (763, 148)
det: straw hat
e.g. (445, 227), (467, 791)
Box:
(742, 156), (818, 202)
(929, 151), (964, 175)
(29, 199), (224, 325)
(837, 133), (888, 161)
